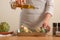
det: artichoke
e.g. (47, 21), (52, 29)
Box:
(0, 22), (10, 32)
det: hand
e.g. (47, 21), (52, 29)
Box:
(41, 13), (52, 31)
(42, 20), (50, 31)
(16, 0), (25, 5)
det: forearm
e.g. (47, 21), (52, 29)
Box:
(44, 0), (54, 21)
(44, 12), (52, 22)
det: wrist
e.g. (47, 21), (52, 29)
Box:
(44, 13), (52, 21)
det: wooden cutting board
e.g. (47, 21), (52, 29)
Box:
(17, 32), (46, 36)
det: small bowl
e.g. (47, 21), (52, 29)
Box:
(0, 32), (13, 35)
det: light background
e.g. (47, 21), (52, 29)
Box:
(0, 0), (60, 35)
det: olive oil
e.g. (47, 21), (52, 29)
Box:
(11, 1), (37, 9)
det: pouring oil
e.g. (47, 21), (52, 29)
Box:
(11, 1), (37, 9)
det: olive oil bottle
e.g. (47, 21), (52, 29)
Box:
(11, 1), (37, 9)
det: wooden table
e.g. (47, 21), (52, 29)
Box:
(0, 36), (60, 40)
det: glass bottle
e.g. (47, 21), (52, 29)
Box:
(10, 0), (38, 9)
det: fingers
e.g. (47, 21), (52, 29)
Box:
(16, 0), (21, 4)
(42, 23), (47, 28)
(16, 0), (25, 5)
(46, 25), (50, 31)
(42, 23), (50, 32)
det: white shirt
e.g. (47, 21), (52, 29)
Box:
(20, 0), (54, 29)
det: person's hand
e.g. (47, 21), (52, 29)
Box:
(42, 20), (50, 31)
(16, 0), (25, 5)
(42, 13), (52, 31)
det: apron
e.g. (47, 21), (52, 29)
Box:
(20, 0), (47, 30)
